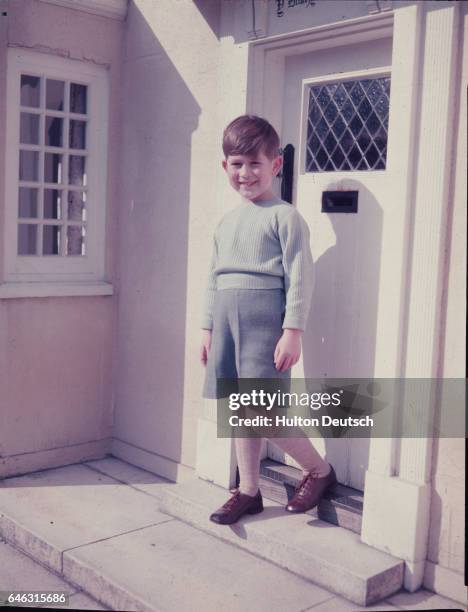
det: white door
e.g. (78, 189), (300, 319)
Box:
(267, 37), (394, 491)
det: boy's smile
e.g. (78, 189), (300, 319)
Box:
(222, 151), (282, 203)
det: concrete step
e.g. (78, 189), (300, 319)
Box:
(0, 461), (342, 612)
(1, 458), (465, 611)
(157, 478), (404, 607)
(0, 458), (407, 612)
(259, 459), (363, 534)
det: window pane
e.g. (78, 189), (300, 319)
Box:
(70, 83), (87, 114)
(365, 143), (380, 167)
(18, 224), (37, 254)
(349, 115), (363, 138)
(43, 225), (61, 255)
(350, 82), (365, 106)
(20, 113), (40, 144)
(19, 187), (38, 218)
(20, 75), (40, 108)
(67, 225), (86, 255)
(45, 116), (63, 147)
(46, 79), (65, 111)
(331, 115), (346, 138)
(69, 120), (86, 149)
(366, 80), (383, 105)
(333, 83), (347, 109)
(44, 189), (62, 219)
(356, 97), (372, 121)
(306, 76), (390, 172)
(324, 101), (338, 124)
(68, 155), (86, 186)
(44, 153), (63, 183)
(331, 147), (345, 169)
(68, 191), (86, 222)
(19, 150), (39, 181)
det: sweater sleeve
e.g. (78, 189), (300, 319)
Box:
(201, 235), (218, 330)
(277, 208), (314, 331)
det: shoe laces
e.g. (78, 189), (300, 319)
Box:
(222, 490), (243, 511)
(295, 472), (320, 498)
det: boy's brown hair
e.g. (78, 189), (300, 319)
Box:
(222, 115), (280, 160)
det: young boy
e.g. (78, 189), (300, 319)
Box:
(200, 115), (336, 525)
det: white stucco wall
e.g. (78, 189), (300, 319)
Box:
(0, 0), (122, 477)
(111, 0), (221, 480)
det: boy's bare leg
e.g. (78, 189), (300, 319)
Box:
(234, 437), (263, 496)
(270, 437), (331, 477)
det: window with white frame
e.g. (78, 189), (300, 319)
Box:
(3, 48), (109, 287)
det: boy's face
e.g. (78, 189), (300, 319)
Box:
(222, 150), (282, 202)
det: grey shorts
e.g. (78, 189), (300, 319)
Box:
(202, 288), (291, 400)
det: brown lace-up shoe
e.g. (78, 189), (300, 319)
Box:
(209, 489), (264, 525)
(285, 464), (337, 513)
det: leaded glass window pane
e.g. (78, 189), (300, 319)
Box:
(306, 76), (391, 172)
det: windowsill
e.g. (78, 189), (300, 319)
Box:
(0, 281), (114, 298)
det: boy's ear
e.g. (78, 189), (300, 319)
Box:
(273, 155), (283, 176)
(222, 159), (227, 171)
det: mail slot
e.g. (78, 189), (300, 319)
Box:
(322, 190), (358, 213)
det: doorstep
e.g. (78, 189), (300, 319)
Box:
(157, 476), (403, 607)
(0, 457), (465, 612)
(0, 458), (375, 612)
(259, 458), (364, 534)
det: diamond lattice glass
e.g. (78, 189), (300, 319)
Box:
(306, 77), (390, 172)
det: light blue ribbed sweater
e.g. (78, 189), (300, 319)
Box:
(202, 197), (314, 331)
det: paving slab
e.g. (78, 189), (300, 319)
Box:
(157, 478), (404, 607)
(303, 588), (467, 611)
(63, 519), (335, 612)
(303, 594), (400, 611)
(385, 588), (467, 610)
(68, 590), (109, 610)
(0, 538), (107, 610)
(0, 538), (77, 594)
(0, 463), (173, 573)
(84, 457), (170, 500)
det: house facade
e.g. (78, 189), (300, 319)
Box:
(0, 0), (465, 605)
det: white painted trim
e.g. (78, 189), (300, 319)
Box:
(361, 2), (462, 597)
(249, 10), (393, 53)
(3, 47), (110, 284)
(392, 3), (461, 589)
(301, 65), (392, 86)
(0, 281), (113, 298)
(37, 0), (128, 21)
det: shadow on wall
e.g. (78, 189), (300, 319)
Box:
(193, 0), (221, 38)
(303, 182), (383, 379)
(302, 182), (383, 483)
(113, 2), (202, 475)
